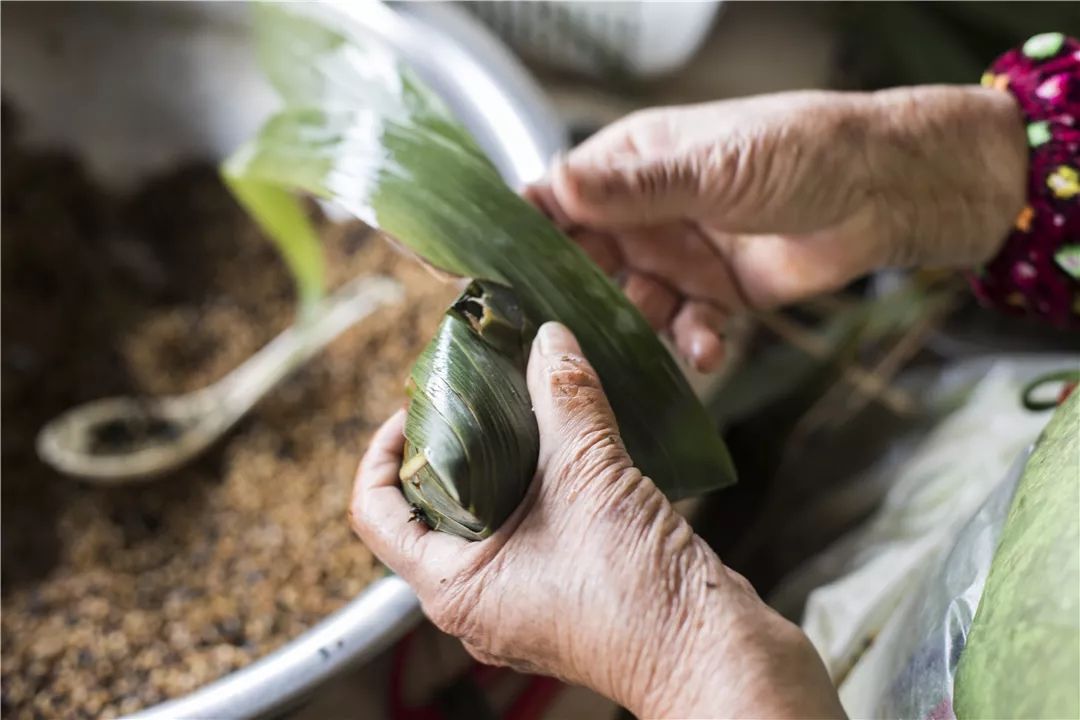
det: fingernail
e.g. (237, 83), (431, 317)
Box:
(537, 322), (577, 356)
(690, 332), (708, 361)
(691, 331), (724, 373)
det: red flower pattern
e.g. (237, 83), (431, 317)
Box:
(970, 34), (1080, 327)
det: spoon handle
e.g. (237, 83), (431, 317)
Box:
(211, 276), (404, 423)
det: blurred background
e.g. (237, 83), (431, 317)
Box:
(2, 3), (1078, 719)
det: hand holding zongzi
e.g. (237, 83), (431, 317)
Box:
(350, 322), (842, 719)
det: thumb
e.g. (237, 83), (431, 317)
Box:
(526, 322), (633, 494)
(546, 109), (705, 228)
(550, 148), (704, 229)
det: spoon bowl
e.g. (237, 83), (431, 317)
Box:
(37, 275), (404, 483)
(36, 393), (225, 483)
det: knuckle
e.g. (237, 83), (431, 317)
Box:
(593, 468), (660, 528)
(564, 425), (626, 472)
(636, 161), (667, 199)
(544, 355), (603, 397)
(550, 427), (635, 501)
(703, 135), (759, 210)
(631, 156), (687, 201)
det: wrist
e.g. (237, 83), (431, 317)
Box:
(863, 85), (1028, 270)
(614, 540), (844, 719)
(612, 541), (778, 718)
(613, 542), (734, 718)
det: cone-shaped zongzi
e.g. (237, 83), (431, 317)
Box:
(401, 281), (538, 539)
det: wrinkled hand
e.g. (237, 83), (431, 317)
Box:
(527, 86), (1026, 372)
(350, 322), (842, 718)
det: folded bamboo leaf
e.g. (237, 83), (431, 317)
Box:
(402, 281), (537, 539)
(229, 4), (735, 520)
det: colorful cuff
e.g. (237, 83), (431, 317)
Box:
(970, 32), (1080, 327)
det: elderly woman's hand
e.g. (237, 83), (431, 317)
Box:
(527, 86), (1027, 372)
(350, 322), (842, 718)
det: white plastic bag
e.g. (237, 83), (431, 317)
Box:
(769, 357), (1073, 719)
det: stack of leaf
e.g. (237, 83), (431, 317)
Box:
(223, 4), (734, 538)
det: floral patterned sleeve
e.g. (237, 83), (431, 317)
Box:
(972, 33), (1080, 327)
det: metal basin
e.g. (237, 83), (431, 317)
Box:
(2, 2), (565, 717)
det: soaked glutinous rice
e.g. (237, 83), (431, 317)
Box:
(1, 141), (453, 719)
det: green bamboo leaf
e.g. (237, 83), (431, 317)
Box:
(230, 3), (735, 512)
(220, 165), (325, 313)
